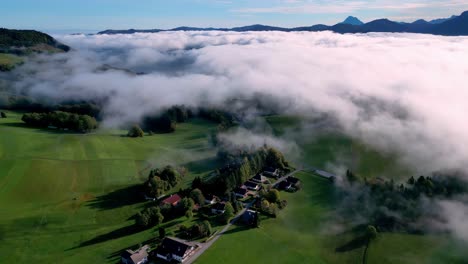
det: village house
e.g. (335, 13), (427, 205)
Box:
(156, 237), (195, 263)
(244, 181), (260, 191)
(286, 176), (300, 185)
(160, 194), (182, 206)
(204, 194), (218, 205)
(211, 202), (226, 214)
(234, 187), (248, 198)
(277, 180), (293, 191)
(314, 169), (336, 180)
(251, 173), (266, 183)
(242, 209), (258, 226)
(121, 245), (149, 264)
(263, 167), (279, 178)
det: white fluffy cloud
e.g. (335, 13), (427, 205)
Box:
(11, 31), (468, 175)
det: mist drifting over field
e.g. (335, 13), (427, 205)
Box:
(11, 31), (468, 175)
(7, 30), (468, 241)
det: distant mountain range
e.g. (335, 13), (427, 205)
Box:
(340, 16), (364, 26)
(98, 10), (468, 36)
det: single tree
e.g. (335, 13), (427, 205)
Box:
(159, 227), (166, 239)
(265, 189), (281, 203)
(366, 225), (378, 240)
(190, 188), (205, 206)
(221, 202), (235, 224)
(136, 212), (150, 227)
(0, 112), (6, 118)
(254, 212), (261, 228)
(128, 124), (144, 137)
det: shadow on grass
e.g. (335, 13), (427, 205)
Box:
(335, 235), (369, 252)
(87, 185), (144, 210)
(70, 225), (142, 250)
(0, 122), (89, 135)
(222, 224), (251, 236)
(183, 157), (220, 175)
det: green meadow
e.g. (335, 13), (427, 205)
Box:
(0, 112), (464, 263)
(0, 111), (219, 263)
(0, 53), (23, 71)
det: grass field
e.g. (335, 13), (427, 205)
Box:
(195, 172), (365, 264)
(0, 111), (219, 263)
(196, 116), (463, 264)
(0, 111), (464, 263)
(265, 115), (411, 180)
(0, 53), (23, 71)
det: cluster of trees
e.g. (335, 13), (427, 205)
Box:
(257, 189), (287, 218)
(143, 166), (185, 198)
(21, 111), (98, 132)
(56, 103), (100, 118)
(201, 146), (290, 194)
(143, 105), (192, 133)
(198, 108), (235, 131)
(0, 97), (102, 118)
(341, 170), (468, 233)
(160, 197), (195, 220)
(135, 206), (164, 228)
(178, 220), (212, 239)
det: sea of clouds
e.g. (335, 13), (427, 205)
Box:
(8, 30), (468, 241)
(13, 31), (468, 174)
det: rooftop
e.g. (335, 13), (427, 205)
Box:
(161, 194), (182, 205)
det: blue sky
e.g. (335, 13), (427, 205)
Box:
(1, 0), (467, 33)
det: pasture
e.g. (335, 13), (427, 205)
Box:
(0, 111), (218, 263)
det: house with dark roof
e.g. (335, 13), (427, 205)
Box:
(204, 194), (218, 205)
(160, 194), (182, 206)
(234, 187), (248, 198)
(242, 209), (258, 226)
(251, 173), (266, 183)
(277, 180), (293, 191)
(121, 245), (149, 264)
(156, 237), (195, 263)
(244, 181), (260, 191)
(263, 167), (279, 178)
(211, 202), (226, 214)
(286, 176), (300, 185)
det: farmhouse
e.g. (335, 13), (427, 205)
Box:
(242, 209), (258, 225)
(277, 180), (293, 191)
(204, 194), (218, 205)
(251, 173), (266, 183)
(156, 237), (195, 263)
(286, 176), (300, 185)
(244, 181), (260, 191)
(161, 194), (182, 206)
(211, 202), (226, 214)
(263, 167), (279, 178)
(121, 245), (149, 264)
(314, 169), (336, 180)
(234, 187), (248, 198)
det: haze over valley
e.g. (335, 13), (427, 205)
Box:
(1, 2), (468, 264)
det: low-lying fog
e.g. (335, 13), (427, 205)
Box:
(6, 29), (468, 242)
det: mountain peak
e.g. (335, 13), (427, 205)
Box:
(341, 16), (364, 26)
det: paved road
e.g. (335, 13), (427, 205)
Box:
(184, 199), (256, 264)
(185, 169), (302, 264)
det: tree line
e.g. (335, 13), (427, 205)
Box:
(194, 146), (290, 195)
(21, 111), (98, 133)
(341, 170), (468, 234)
